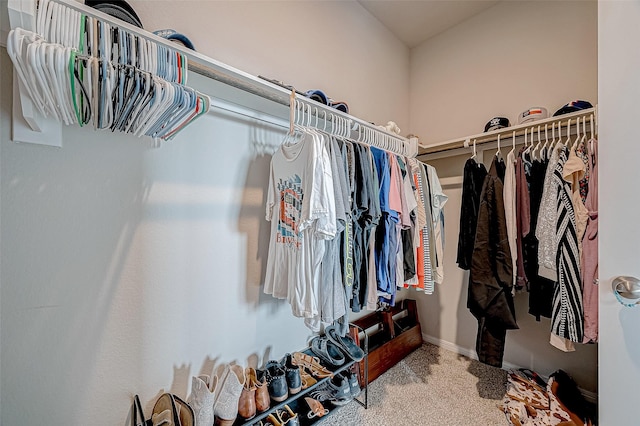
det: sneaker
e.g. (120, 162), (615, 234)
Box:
(262, 361), (288, 402)
(309, 375), (352, 406)
(342, 371), (361, 398)
(280, 353), (302, 395)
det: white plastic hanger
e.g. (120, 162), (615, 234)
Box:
(564, 118), (572, 146)
(523, 127), (533, 157)
(471, 138), (477, 160)
(541, 123), (552, 160)
(496, 133), (501, 158)
(508, 130), (516, 159)
(571, 117), (581, 151)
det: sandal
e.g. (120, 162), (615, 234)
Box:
(310, 336), (345, 367)
(325, 325), (365, 362)
(173, 395), (195, 426)
(151, 393), (180, 426)
(300, 370), (317, 389)
(291, 352), (333, 379)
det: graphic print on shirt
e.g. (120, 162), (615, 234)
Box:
(277, 175), (304, 249)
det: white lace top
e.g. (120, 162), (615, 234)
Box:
(535, 142), (564, 281)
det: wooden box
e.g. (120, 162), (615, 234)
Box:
(351, 299), (423, 385)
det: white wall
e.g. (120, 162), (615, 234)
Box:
(128, 0), (410, 133)
(411, 0), (598, 145)
(598, 1), (640, 423)
(410, 0), (598, 393)
(0, 2), (409, 425)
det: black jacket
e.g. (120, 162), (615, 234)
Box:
(469, 157), (518, 367)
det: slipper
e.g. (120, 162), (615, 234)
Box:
(325, 325), (365, 362)
(152, 393), (180, 426)
(173, 395), (194, 426)
(310, 336), (345, 367)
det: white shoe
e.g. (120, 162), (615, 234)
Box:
(213, 365), (245, 425)
(188, 375), (217, 426)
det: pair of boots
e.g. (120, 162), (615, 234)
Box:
(238, 367), (270, 420)
(187, 365), (245, 426)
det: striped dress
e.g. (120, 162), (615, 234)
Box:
(551, 146), (584, 343)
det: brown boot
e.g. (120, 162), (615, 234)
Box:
(238, 368), (257, 420)
(248, 367), (270, 413)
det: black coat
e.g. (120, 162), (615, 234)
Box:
(469, 157), (518, 367)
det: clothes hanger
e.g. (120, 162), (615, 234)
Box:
(565, 118), (572, 146)
(571, 117), (581, 152)
(541, 123), (551, 160)
(495, 133), (501, 158)
(589, 114), (595, 154)
(470, 138), (477, 160)
(508, 130), (516, 159)
(523, 127), (533, 157)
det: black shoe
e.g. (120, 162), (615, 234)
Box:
(280, 353), (302, 395)
(263, 361), (289, 402)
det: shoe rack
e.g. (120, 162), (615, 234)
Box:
(351, 299), (422, 385)
(236, 325), (369, 426)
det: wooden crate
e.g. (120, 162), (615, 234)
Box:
(351, 299), (423, 385)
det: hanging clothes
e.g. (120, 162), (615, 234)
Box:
(503, 150), (518, 289)
(426, 164), (448, 285)
(469, 156), (518, 368)
(515, 148), (531, 290)
(536, 141), (564, 281)
(264, 132), (336, 331)
(550, 146), (584, 351)
(314, 137), (349, 332)
(419, 163), (437, 294)
(525, 156), (554, 321)
(398, 157), (418, 284)
(582, 139), (599, 343)
(456, 158), (488, 270)
(351, 143), (381, 312)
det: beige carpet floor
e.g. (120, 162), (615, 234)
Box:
(319, 342), (508, 425)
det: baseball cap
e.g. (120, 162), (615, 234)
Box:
(153, 29), (196, 51)
(553, 100), (593, 117)
(305, 90), (329, 105)
(484, 117), (510, 132)
(85, 0), (143, 28)
(518, 107), (548, 124)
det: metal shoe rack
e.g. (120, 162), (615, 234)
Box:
(237, 324), (369, 426)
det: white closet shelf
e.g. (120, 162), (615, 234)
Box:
(418, 106), (597, 160)
(33, 0), (416, 154)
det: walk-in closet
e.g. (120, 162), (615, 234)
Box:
(1, 0), (638, 425)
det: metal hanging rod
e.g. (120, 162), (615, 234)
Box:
(44, 0), (417, 156)
(418, 106), (597, 160)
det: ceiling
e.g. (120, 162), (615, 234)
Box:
(358, 0), (500, 48)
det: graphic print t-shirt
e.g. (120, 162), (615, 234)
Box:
(264, 132), (336, 320)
